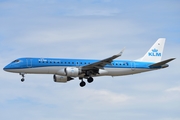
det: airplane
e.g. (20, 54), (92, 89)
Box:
(3, 38), (175, 87)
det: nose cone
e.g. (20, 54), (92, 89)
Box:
(3, 64), (12, 72)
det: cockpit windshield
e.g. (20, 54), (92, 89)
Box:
(12, 59), (20, 63)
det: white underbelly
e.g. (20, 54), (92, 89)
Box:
(8, 67), (152, 76)
(8, 66), (65, 74)
(105, 68), (151, 76)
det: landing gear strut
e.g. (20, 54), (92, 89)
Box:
(79, 77), (86, 87)
(20, 73), (25, 82)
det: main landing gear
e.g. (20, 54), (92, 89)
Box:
(79, 77), (94, 87)
(87, 77), (93, 83)
(80, 80), (86, 87)
(20, 73), (25, 82)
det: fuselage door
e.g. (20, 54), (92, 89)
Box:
(26, 58), (32, 67)
(131, 61), (135, 70)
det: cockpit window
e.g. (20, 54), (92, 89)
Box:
(12, 60), (20, 63)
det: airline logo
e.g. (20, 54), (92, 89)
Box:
(148, 49), (161, 57)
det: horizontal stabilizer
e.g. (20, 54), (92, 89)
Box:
(149, 58), (175, 67)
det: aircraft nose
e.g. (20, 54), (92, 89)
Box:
(3, 64), (11, 71)
(3, 66), (7, 71)
(3, 66), (8, 71)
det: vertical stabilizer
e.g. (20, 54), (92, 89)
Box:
(138, 38), (165, 62)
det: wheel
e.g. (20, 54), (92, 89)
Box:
(21, 78), (25, 82)
(87, 77), (93, 83)
(80, 81), (86, 87)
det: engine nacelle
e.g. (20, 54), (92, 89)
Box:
(56, 67), (81, 77)
(53, 75), (73, 83)
(65, 67), (81, 77)
(99, 69), (108, 75)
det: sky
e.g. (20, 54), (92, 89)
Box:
(0, 0), (180, 120)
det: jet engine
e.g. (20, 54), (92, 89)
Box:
(53, 75), (73, 83)
(56, 67), (81, 77)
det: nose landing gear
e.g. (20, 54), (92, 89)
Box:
(21, 78), (25, 82)
(20, 73), (25, 82)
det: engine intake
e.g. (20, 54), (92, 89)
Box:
(53, 75), (73, 83)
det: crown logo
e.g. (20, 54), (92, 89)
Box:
(152, 49), (158, 52)
(148, 48), (161, 56)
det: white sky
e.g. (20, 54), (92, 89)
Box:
(0, 0), (180, 120)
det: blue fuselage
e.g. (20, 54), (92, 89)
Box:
(3, 57), (159, 77)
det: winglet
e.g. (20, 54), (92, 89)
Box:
(112, 48), (125, 59)
(118, 47), (125, 57)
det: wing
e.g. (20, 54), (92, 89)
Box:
(82, 48), (125, 70)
